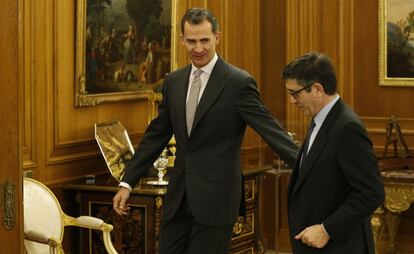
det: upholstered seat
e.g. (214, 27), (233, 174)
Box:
(23, 178), (117, 254)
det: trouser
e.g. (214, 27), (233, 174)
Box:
(159, 195), (234, 254)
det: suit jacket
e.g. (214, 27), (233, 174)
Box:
(287, 99), (385, 254)
(122, 57), (299, 226)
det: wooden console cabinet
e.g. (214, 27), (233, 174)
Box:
(65, 166), (270, 254)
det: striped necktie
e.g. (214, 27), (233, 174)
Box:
(186, 69), (203, 136)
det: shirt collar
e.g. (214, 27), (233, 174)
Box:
(190, 53), (218, 76)
(313, 94), (340, 127)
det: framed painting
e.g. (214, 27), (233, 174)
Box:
(75, 0), (178, 106)
(379, 0), (414, 86)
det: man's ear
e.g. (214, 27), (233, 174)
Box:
(313, 83), (325, 94)
(180, 34), (184, 45)
(215, 32), (221, 45)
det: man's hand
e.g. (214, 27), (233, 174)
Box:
(294, 224), (330, 248)
(113, 187), (131, 216)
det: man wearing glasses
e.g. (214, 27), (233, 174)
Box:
(283, 51), (384, 254)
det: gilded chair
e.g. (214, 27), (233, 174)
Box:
(23, 178), (118, 254)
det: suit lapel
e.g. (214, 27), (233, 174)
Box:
(290, 99), (344, 197)
(176, 66), (192, 140)
(288, 148), (302, 196)
(291, 132), (328, 196)
(191, 58), (227, 133)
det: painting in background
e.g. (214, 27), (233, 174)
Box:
(76, 0), (173, 106)
(379, 0), (414, 86)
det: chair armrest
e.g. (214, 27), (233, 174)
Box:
(76, 216), (104, 229)
(64, 214), (117, 253)
(24, 230), (50, 244)
(24, 230), (60, 247)
(76, 216), (117, 253)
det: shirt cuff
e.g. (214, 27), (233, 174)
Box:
(321, 223), (330, 237)
(119, 182), (132, 192)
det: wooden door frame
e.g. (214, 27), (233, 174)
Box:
(0, 0), (23, 252)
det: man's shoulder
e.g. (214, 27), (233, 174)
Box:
(220, 59), (252, 79)
(166, 64), (191, 79)
(331, 101), (366, 132)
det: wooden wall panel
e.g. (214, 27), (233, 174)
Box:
(285, 0), (355, 142)
(261, 0), (286, 122)
(22, 0), (37, 169)
(224, 0), (262, 164)
(53, 0), (152, 158)
(21, 0), (269, 184)
(354, 0), (414, 120)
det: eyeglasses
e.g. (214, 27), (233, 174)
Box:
(288, 83), (314, 99)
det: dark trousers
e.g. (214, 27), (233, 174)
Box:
(159, 195), (234, 254)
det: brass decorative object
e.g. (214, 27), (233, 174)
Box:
(95, 120), (135, 182)
(382, 116), (411, 159)
(232, 217), (244, 235)
(147, 148), (169, 186)
(95, 119), (174, 183)
(371, 207), (384, 248)
(147, 92), (163, 124)
(3, 180), (16, 230)
(372, 170), (414, 254)
(167, 136), (176, 168)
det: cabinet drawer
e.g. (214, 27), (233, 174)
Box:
(244, 178), (256, 204)
(80, 192), (158, 254)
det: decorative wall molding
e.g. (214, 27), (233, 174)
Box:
(21, 0), (38, 169)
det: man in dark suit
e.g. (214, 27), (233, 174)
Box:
(113, 8), (298, 254)
(283, 51), (385, 254)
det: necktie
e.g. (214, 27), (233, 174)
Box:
(300, 118), (316, 166)
(186, 69), (203, 136)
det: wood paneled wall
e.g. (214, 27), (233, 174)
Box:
(284, 0), (355, 141)
(280, 0), (414, 153)
(21, 0), (266, 186)
(20, 0), (414, 252)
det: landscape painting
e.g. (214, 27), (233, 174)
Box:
(76, 0), (174, 106)
(379, 0), (414, 86)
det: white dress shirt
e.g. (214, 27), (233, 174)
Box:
(307, 94), (340, 153)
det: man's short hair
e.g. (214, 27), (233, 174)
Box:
(181, 8), (219, 34)
(282, 51), (337, 95)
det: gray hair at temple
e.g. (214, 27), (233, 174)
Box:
(282, 51), (337, 95)
(181, 8), (219, 34)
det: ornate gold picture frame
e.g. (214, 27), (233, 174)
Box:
(379, 0), (414, 86)
(75, 0), (178, 106)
